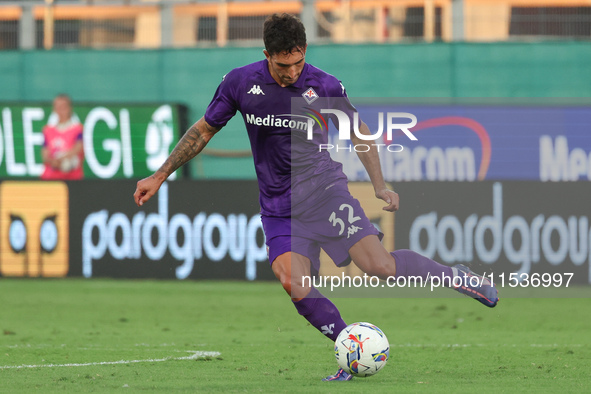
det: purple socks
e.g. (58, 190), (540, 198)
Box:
(391, 249), (454, 283)
(292, 287), (347, 341)
(292, 250), (454, 341)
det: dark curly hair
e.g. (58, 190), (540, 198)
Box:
(263, 13), (307, 56)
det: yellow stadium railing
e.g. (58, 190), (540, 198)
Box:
(1, 0), (590, 49)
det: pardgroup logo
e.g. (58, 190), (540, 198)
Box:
(80, 182), (266, 280)
(0, 181), (69, 277)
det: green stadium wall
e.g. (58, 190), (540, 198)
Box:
(1, 42), (590, 179)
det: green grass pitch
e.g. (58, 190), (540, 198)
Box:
(1, 279), (590, 393)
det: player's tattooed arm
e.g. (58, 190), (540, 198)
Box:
(155, 117), (220, 180)
(134, 117), (220, 207)
(351, 121), (399, 212)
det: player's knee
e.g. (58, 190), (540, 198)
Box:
(272, 266), (301, 298)
(271, 252), (311, 299)
(273, 268), (292, 294)
(278, 274), (311, 300)
(279, 275), (293, 295)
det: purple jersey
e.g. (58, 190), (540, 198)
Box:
(204, 60), (355, 217)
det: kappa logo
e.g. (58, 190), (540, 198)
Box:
(346, 225), (363, 239)
(247, 85), (265, 95)
(302, 87), (319, 104)
(321, 323), (335, 335)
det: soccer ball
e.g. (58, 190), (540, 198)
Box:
(334, 322), (389, 377)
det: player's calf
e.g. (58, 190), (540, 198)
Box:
(390, 249), (498, 307)
(292, 287), (347, 341)
(271, 252), (348, 340)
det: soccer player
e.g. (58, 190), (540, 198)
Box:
(133, 13), (498, 381)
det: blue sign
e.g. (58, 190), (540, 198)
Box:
(329, 104), (591, 182)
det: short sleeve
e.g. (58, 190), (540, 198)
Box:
(325, 77), (359, 129)
(333, 79), (357, 114)
(204, 70), (240, 128)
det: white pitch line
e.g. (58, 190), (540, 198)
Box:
(391, 343), (583, 348)
(0, 351), (220, 370)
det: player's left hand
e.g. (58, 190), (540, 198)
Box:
(376, 189), (399, 212)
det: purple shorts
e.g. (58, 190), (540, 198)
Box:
(261, 185), (381, 271)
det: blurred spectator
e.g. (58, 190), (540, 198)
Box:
(41, 94), (84, 180)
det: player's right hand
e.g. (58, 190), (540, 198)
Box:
(375, 188), (399, 212)
(134, 173), (165, 207)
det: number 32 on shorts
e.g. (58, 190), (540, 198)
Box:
(328, 203), (363, 239)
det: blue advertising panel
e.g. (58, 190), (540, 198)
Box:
(329, 103), (591, 182)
